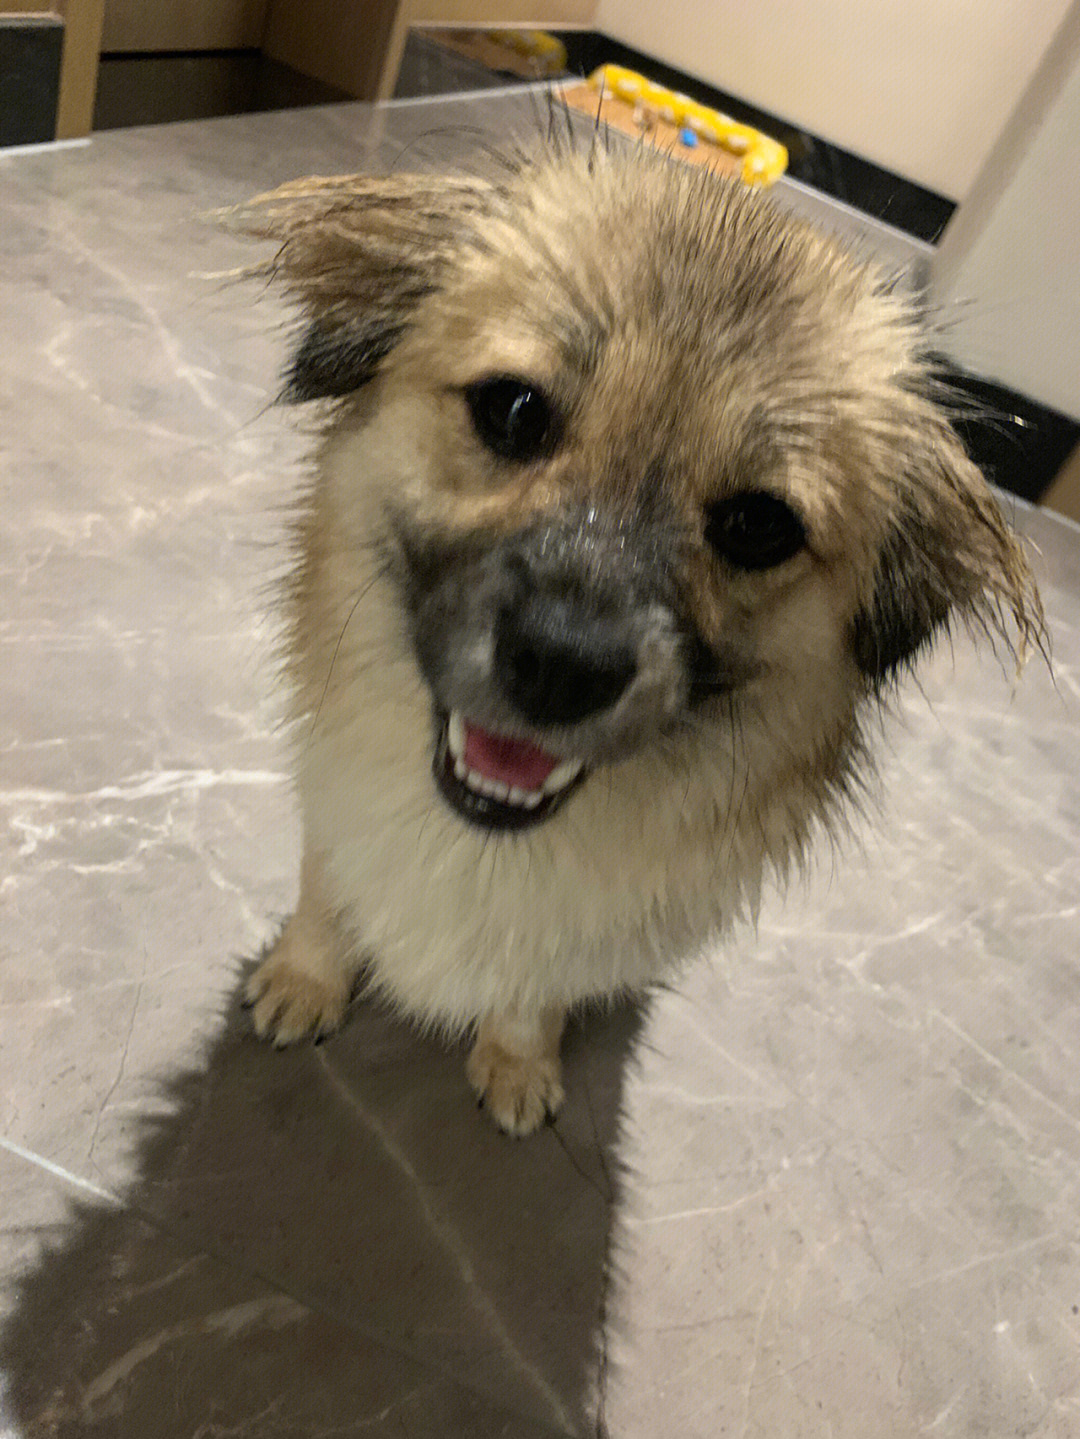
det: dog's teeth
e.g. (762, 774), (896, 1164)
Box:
(447, 712), (465, 760)
(465, 770), (501, 799)
(542, 758), (583, 795)
(446, 729), (575, 811)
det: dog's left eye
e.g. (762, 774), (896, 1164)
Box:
(465, 377), (558, 462)
(705, 491), (807, 571)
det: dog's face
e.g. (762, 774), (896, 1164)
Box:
(240, 152), (1040, 835)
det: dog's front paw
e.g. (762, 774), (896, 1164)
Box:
(244, 930), (349, 1047)
(466, 1039), (565, 1137)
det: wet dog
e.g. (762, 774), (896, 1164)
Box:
(235, 145), (1041, 1134)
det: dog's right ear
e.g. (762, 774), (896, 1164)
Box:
(224, 174), (492, 401)
(848, 404), (1046, 685)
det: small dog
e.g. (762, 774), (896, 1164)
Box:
(235, 144), (1041, 1134)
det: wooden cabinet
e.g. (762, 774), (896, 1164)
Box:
(263, 0), (597, 102)
(100, 0), (268, 54)
(30, 0), (598, 142)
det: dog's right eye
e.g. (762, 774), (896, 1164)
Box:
(704, 491), (807, 571)
(465, 377), (558, 463)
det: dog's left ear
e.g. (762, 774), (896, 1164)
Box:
(850, 408), (1045, 682)
(225, 173), (493, 400)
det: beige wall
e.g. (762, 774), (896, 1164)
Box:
(595, 0), (1071, 200)
(932, 2), (1080, 422)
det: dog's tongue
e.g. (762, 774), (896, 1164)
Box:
(463, 722), (561, 790)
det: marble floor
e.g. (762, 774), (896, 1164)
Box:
(2, 93), (1080, 1438)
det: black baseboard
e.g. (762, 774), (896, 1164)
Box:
(0, 15), (63, 148)
(935, 367), (1078, 505)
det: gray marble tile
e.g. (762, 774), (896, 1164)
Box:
(0, 1148), (565, 1438)
(2, 93), (1080, 1439)
(0, 1148), (76, 1334)
(604, 580), (1080, 1437)
(4, 994), (634, 1433)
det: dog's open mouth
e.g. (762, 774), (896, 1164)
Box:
(433, 711), (586, 830)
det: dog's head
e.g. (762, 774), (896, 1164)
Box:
(238, 150), (1042, 834)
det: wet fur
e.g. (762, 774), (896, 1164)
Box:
(233, 143), (1043, 1128)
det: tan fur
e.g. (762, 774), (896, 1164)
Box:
(465, 1008), (566, 1136)
(233, 145), (1043, 1134)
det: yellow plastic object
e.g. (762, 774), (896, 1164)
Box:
(486, 29), (568, 77)
(587, 64), (788, 186)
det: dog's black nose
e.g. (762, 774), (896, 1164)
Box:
(494, 597), (637, 727)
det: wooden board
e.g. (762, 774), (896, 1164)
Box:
(1043, 441), (1080, 524)
(55, 0), (105, 138)
(560, 81), (742, 179)
(262, 0), (402, 103)
(413, 1), (595, 24)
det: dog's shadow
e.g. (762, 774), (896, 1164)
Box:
(1, 980), (641, 1437)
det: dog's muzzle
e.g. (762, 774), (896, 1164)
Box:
(402, 504), (696, 832)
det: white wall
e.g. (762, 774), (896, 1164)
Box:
(932, 2), (1080, 421)
(594, 0), (1071, 200)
